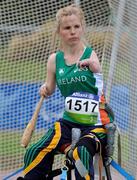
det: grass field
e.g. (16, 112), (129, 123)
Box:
(0, 58), (46, 82)
(0, 130), (45, 156)
(0, 130), (45, 171)
(0, 131), (24, 156)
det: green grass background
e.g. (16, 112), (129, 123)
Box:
(0, 58), (46, 82)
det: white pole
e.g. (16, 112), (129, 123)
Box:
(74, 0), (80, 6)
(105, 0), (126, 102)
(128, 0), (137, 173)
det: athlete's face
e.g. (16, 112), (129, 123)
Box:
(58, 14), (84, 46)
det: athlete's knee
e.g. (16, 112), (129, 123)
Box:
(76, 136), (97, 156)
(71, 135), (98, 179)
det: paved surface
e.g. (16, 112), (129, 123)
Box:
(1, 169), (127, 180)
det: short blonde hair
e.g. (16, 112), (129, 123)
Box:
(56, 4), (86, 33)
(52, 4), (87, 51)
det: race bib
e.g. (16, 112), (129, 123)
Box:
(65, 92), (99, 124)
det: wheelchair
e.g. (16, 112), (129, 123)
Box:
(45, 151), (112, 180)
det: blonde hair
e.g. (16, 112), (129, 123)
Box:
(51, 4), (87, 51)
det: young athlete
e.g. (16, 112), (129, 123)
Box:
(21, 4), (116, 180)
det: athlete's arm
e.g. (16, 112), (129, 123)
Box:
(40, 53), (56, 97)
(78, 50), (102, 73)
(89, 51), (101, 73)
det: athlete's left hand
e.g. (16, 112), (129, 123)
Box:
(77, 59), (90, 68)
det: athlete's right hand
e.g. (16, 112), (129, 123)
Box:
(39, 83), (49, 98)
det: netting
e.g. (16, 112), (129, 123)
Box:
(102, 0), (137, 178)
(0, 0), (137, 179)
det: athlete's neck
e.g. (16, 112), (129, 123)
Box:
(61, 43), (86, 65)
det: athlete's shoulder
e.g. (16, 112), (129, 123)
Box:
(47, 53), (56, 65)
(48, 53), (56, 60)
